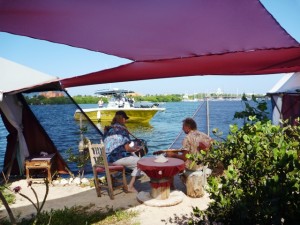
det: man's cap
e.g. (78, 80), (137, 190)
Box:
(115, 110), (129, 119)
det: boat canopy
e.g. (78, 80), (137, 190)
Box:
(95, 89), (134, 96)
(1, 0), (300, 88)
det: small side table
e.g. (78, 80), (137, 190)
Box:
(25, 153), (56, 182)
(137, 157), (185, 207)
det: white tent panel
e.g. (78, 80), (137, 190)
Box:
(0, 57), (59, 94)
(271, 95), (282, 125)
(268, 72), (300, 125)
(268, 72), (300, 94)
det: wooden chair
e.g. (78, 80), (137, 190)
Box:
(88, 141), (128, 200)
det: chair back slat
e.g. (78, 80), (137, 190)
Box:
(88, 141), (109, 168)
(88, 140), (128, 199)
(90, 145), (102, 166)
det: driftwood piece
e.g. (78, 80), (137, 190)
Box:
(186, 171), (204, 198)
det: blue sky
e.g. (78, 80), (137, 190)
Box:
(1, 0), (300, 96)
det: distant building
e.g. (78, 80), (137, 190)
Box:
(216, 88), (223, 95)
(40, 91), (64, 98)
(127, 92), (141, 97)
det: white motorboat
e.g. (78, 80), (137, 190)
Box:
(74, 88), (165, 123)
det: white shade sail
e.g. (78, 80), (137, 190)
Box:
(0, 57), (59, 94)
(268, 72), (300, 94)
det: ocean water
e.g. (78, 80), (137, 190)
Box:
(0, 100), (259, 175)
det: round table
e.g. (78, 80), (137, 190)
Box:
(137, 157), (185, 201)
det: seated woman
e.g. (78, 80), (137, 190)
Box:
(103, 110), (142, 193)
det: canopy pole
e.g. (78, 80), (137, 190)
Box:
(206, 97), (210, 136)
(64, 90), (104, 137)
(79, 113), (83, 139)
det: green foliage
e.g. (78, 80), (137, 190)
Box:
(25, 94), (182, 105)
(186, 150), (209, 170)
(66, 126), (90, 178)
(193, 118), (300, 225)
(73, 95), (105, 104)
(25, 93), (267, 105)
(0, 206), (139, 225)
(25, 95), (72, 105)
(0, 186), (15, 205)
(233, 94), (269, 124)
(134, 94), (182, 102)
(66, 147), (90, 178)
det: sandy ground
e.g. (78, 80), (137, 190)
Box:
(0, 175), (210, 225)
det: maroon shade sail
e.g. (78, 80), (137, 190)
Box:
(1, 0), (300, 88)
(61, 48), (300, 87)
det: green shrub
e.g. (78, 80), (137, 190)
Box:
(193, 117), (300, 225)
(233, 94), (269, 124)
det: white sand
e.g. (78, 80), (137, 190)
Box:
(0, 175), (210, 225)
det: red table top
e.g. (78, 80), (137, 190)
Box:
(138, 157), (185, 179)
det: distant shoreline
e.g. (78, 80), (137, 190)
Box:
(24, 93), (266, 105)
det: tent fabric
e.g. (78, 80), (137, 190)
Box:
(20, 94), (69, 175)
(0, 94), (70, 176)
(0, 57), (69, 176)
(0, 108), (20, 175)
(268, 72), (300, 125)
(61, 48), (300, 88)
(268, 72), (300, 94)
(0, 95), (30, 174)
(281, 95), (300, 125)
(270, 95), (282, 126)
(0, 57), (60, 94)
(1, 0), (300, 88)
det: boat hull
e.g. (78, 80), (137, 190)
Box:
(74, 107), (165, 123)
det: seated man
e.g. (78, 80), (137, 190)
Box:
(155, 117), (212, 188)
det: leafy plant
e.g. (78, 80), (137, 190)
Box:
(66, 125), (90, 178)
(186, 150), (209, 170)
(0, 185), (16, 225)
(191, 116), (300, 225)
(185, 96), (300, 224)
(15, 180), (49, 225)
(66, 147), (90, 178)
(0, 180), (49, 225)
(0, 185), (15, 205)
(233, 94), (269, 124)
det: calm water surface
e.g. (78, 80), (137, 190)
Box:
(0, 100), (255, 175)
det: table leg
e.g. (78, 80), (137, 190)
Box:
(47, 166), (52, 182)
(150, 177), (171, 200)
(26, 167), (30, 180)
(137, 175), (185, 207)
(151, 186), (170, 200)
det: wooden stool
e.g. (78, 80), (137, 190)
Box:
(25, 153), (55, 182)
(186, 170), (205, 198)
